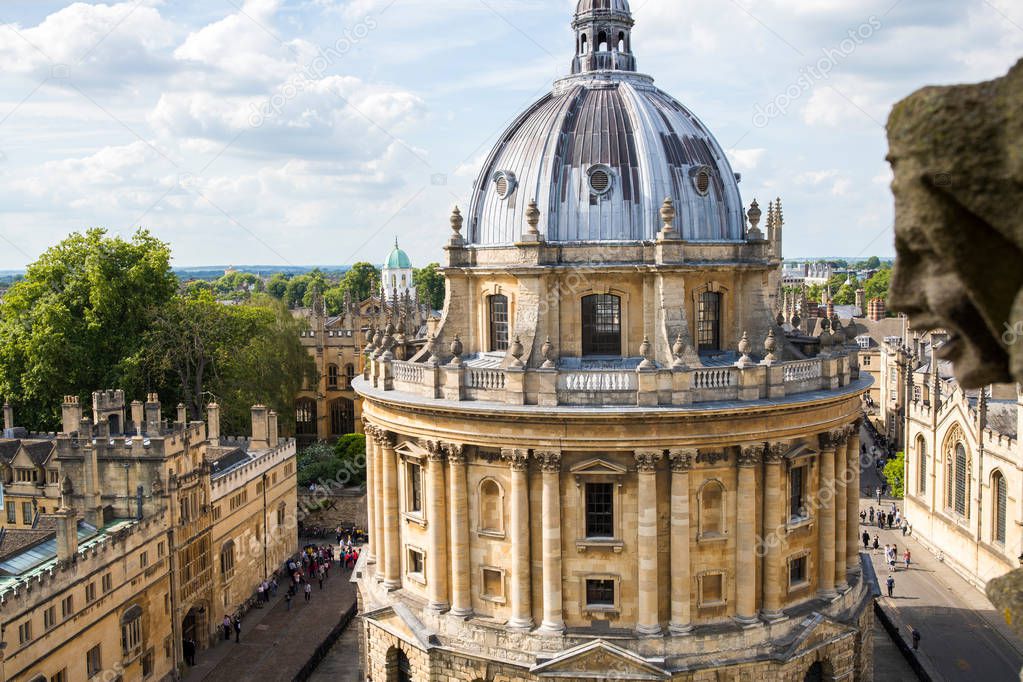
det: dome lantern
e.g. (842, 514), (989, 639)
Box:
(572, 0), (637, 75)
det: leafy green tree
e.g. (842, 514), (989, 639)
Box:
(300, 269), (329, 308)
(296, 434), (366, 487)
(184, 280), (215, 299)
(413, 263), (445, 310)
(266, 273), (289, 299)
(340, 262), (380, 302)
(864, 268), (892, 304)
(284, 277), (311, 309)
(862, 256), (881, 270)
(0, 229), (177, 429)
(883, 451), (905, 498)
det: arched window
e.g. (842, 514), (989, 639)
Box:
(618, 31), (626, 51)
(597, 31), (608, 51)
(954, 443), (969, 517)
(581, 33), (588, 54)
(698, 480), (725, 537)
(344, 364), (356, 389)
(697, 291), (722, 352)
(120, 604), (143, 658)
(488, 294), (509, 352)
(478, 478), (504, 534)
(994, 471), (1008, 544)
(220, 540), (235, 580)
(916, 436), (927, 495)
(327, 364), (339, 390)
(386, 647), (412, 682)
(581, 294), (622, 356)
(295, 399), (317, 436)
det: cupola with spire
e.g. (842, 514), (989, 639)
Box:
(572, 0), (637, 74)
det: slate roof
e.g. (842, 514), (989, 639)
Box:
(23, 441), (54, 467)
(0, 440), (19, 464)
(210, 448), (252, 478)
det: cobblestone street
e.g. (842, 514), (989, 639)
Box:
(858, 426), (1023, 681)
(181, 543), (358, 682)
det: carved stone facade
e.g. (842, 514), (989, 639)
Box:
(353, 2), (872, 680)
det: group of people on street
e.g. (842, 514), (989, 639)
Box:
(861, 501), (911, 535)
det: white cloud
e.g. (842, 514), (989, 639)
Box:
(728, 148), (767, 174)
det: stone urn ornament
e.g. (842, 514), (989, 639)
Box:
(540, 336), (556, 369)
(425, 333), (438, 366)
(449, 335), (464, 367)
(509, 336), (525, 368)
(638, 336), (655, 369)
(763, 329), (778, 365)
(737, 331), (753, 365)
(671, 333), (686, 369)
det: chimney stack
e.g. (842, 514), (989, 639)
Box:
(145, 393), (161, 434)
(131, 400), (144, 436)
(176, 403), (188, 426)
(268, 411), (279, 449)
(62, 396), (83, 435)
(855, 288), (866, 315)
(55, 508), (79, 563)
(3, 402), (12, 433)
(868, 298), (886, 322)
(207, 403), (221, 447)
(250, 405), (269, 450)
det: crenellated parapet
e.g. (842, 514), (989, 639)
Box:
(209, 439), (297, 500)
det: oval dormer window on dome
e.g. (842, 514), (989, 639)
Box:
(493, 171), (517, 200)
(691, 166), (713, 197)
(587, 165), (614, 196)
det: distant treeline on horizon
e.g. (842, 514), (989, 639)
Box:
(0, 265), (353, 286)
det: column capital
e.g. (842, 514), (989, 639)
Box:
(372, 428), (397, 448)
(765, 442), (789, 464)
(534, 450), (562, 472)
(442, 442), (466, 463)
(634, 450), (663, 472)
(668, 448), (696, 472)
(502, 448), (530, 471)
(738, 443), (765, 467)
(845, 422), (860, 439)
(818, 429), (846, 450)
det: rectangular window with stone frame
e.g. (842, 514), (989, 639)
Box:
(406, 546), (425, 583)
(789, 465), (809, 523)
(584, 482), (614, 538)
(404, 461), (423, 515)
(698, 572), (726, 608)
(584, 578), (615, 608)
(788, 553), (810, 591)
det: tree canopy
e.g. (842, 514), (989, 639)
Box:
(413, 263), (445, 310)
(0, 229), (177, 428)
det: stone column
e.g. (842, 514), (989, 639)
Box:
(373, 428), (386, 578)
(446, 444), (472, 617)
(735, 444), (762, 625)
(363, 422), (377, 563)
(635, 450), (663, 636)
(761, 443), (788, 621)
(817, 431), (840, 599)
(847, 422), (863, 575)
(505, 449), (533, 630)
(425, 443), (449, 612)
(834, 428), (849, 591)
(535, 450), (564, 634)
(668, 450), (694, 634)
(377, 429), (401, 589)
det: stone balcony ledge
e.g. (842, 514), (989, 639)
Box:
(356, 354), (871, 416)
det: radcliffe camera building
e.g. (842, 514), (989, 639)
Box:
(355, 1), (872, 680)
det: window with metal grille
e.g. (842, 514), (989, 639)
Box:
(488, 294), (509, 351)
(694, 170), (711, 195)
(917, 437), (927, 495)
(955, 443), (968, 516)
(697, 292), (722, 352)
(585, 579), (615, 606)
(295, 399), (317, 436)
(581, 294), (621, 356)
(327, 364), (339, 389)
(946, 456), (954, 509)
(995, 472), (1007, 544)
(585, 482), (614, 537)
(789, 466), (807, 521)
(407, 462), (423, 513)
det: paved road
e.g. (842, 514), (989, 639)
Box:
(182, 541), (358, 682)
(307, 621), (362, 681)
(858, 426), (1023, 681)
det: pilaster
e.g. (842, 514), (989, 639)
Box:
(761, 442), (788, 621)
(446, 443), (472, 617)
(668, 449), (694, 634)
(634, 449), (663, 636)
(504, 448), (534, 630)
(535, 450), (565, 634)
(735, 444), (762, 625)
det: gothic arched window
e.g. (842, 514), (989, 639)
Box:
(993, 470), (1008, 544)
(916, 436), (927, 495)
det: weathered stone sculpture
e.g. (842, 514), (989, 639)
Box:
(887, 58), (1023, 388)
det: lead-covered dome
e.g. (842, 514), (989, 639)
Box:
(466, 0), (745, 246)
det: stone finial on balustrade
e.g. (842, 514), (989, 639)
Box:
(381, 323), (395, 361)
(372, 326), (385, 358)
(364, 324), (377, 354)
(638, 336), (655, 370)
(509, 336), (525, 369)
(831, 316), (846, 348)
(448, 335), (464, 367)
(521, 199), (543, 243)
(746, 199), (764, 241)
(671, 333), (687, 370)
(776, 310), (785, 327)
(657, 197), (679, 241)
(818, 317), (833, 356)
(540, 336), (556, 369)
(425, 333), (439, 367)
(762, 329), (778, 366)
(736, 331), (755, 368)
(448, 205), (465, 247)
(791, 310), (802, 332)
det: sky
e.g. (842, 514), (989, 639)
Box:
(0, 0), (1021, 270)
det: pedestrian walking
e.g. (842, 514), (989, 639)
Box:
(304, 582), (312, 602)
(872, 535), (879, 551)
(876, 487), (882, 504)
(902, 522), (908, 537)
(286, 592), (292, 611)
(911, 626), (921, 650)
(233, 615), (241, 643)
(860, 509), (866, 524)
(183, 638), (196, 666)
(869, 507), (875, 524)
(862, 530), (870, 549)
(904, 550), (911, 569)
(886, 574), (895, 598)
(257, 582), (265, 605)
(222, 614), (231, 640)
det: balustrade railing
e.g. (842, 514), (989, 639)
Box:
(692, 368), (737, 390)
(784, 361), (822, 383)
(467, 368), (506, 391)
